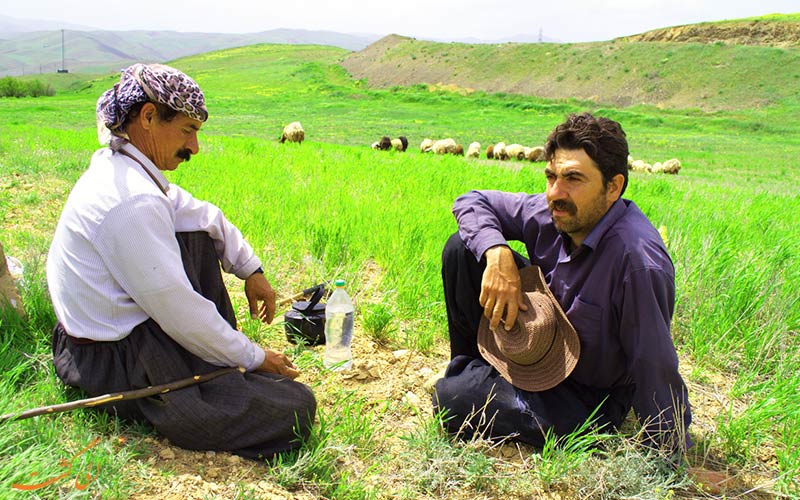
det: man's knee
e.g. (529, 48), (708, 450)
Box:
(442, 231), (467, 266)
(292, 383), (317, 437)
(432, 356), (489, 414)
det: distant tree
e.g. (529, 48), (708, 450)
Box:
(0, 77), (55, 98)
(26, 79), (55, 97)
(0, 77), (25, 97)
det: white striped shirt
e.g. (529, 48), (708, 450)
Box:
(46, 141), (266, 371)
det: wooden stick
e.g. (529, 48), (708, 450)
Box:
(277, 282), (328, 308)
(0, 366), (245, 423)
(277, 290), (307, 307)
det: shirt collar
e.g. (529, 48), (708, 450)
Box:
(113, 138), (171, 193)
(580, 198), (628, 251)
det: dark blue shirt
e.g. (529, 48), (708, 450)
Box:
(454, 190), (691, 449)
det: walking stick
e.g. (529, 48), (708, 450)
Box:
(2, 283), (325, 424)
(0, 366), (245, 423)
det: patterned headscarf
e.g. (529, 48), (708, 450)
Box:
(96, 63), (208, 144)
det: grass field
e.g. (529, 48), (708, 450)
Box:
(1, 40), (799, 498)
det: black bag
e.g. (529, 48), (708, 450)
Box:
(284, 284), (326, 346)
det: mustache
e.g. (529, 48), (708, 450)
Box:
(177, 149), (192, 161)
(549, 200), (576, 215)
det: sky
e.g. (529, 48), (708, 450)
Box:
(4, 0), (799, 43)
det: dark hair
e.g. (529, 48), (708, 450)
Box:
(125, 101), (179, 126)
(544, 112), (630, 195)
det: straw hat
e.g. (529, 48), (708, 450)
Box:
(477, 265), (580, 392)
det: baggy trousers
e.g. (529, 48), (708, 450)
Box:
(52, 232), (316, 460)
(433, 232), (632, 447)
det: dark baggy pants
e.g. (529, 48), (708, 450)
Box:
(433, 232), (632, 447)
(52, 232), (316, 460)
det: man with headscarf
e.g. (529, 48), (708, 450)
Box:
(46, 63), (316, 460)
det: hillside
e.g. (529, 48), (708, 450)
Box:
(341, 16), (800, 111)
(624, 14), (800, 47)
(0, 28), (378, 77)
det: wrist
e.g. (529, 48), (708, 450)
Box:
(249, 266), (264, 278)
(484, 245), (511, 263)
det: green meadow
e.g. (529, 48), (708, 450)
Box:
(1, 40), (799, 498)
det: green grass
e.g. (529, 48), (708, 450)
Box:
(734, 13), (800, 23)
(1, 40), (800, 498)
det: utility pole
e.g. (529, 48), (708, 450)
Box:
(538, 28), (543, 43)
(57, 29), (69, 73)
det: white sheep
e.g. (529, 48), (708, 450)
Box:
(628, 156), (681, 175)
(391, 136), (409, 152)
(493, 142), (508, 160)
(431, 138), (457, 155)
(420, 138), (434, 153)
(505, 144), (526, 161)
(630, 159), (652, 173)
(662, 158), (682, 174)
(280, 121), (304, 144)
(466, 142), (481, 158)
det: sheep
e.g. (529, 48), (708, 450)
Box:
(466, 142), (481, 158)
(628, 156), (681, 175)
(505, 144), (526, 161)
(493, 142), (508, 161)
(452, 144), (465, 156)
(431, 138), (457, 155)
(391, 136), (409, 152)
(526, 146), (546, 162)
(374, 136), (408, 152)
(486, 144), (494, 159)
(662, 158), (681, 174)
(630, 159), (652, 173)
(280, 121), (304, 144)
(420, 138), (434, 153)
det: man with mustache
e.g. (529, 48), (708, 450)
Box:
(434, 112), (692, 461)
(46, 63), (316, 460)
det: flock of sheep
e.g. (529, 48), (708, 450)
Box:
(415, 138), (548, 163)
(628, 156), (682, 175)
(279, 122), (682, 175)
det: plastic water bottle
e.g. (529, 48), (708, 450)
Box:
(324, 279), (354, 370)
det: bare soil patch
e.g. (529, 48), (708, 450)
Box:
(624, 20), (800, 48)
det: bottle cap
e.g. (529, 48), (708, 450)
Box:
(334, 279), (345, 287)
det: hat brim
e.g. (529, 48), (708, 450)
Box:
(477, 265), (580, 392)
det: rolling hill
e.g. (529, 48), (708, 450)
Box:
(6, 14), (800, 113)
(0, 26), (379, 77)
(341, 15), (800, 111)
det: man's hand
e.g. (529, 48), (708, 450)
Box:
(480, 245), (528, 331)
(245, 271), (276, 323)
(258, 348), (301, 379)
